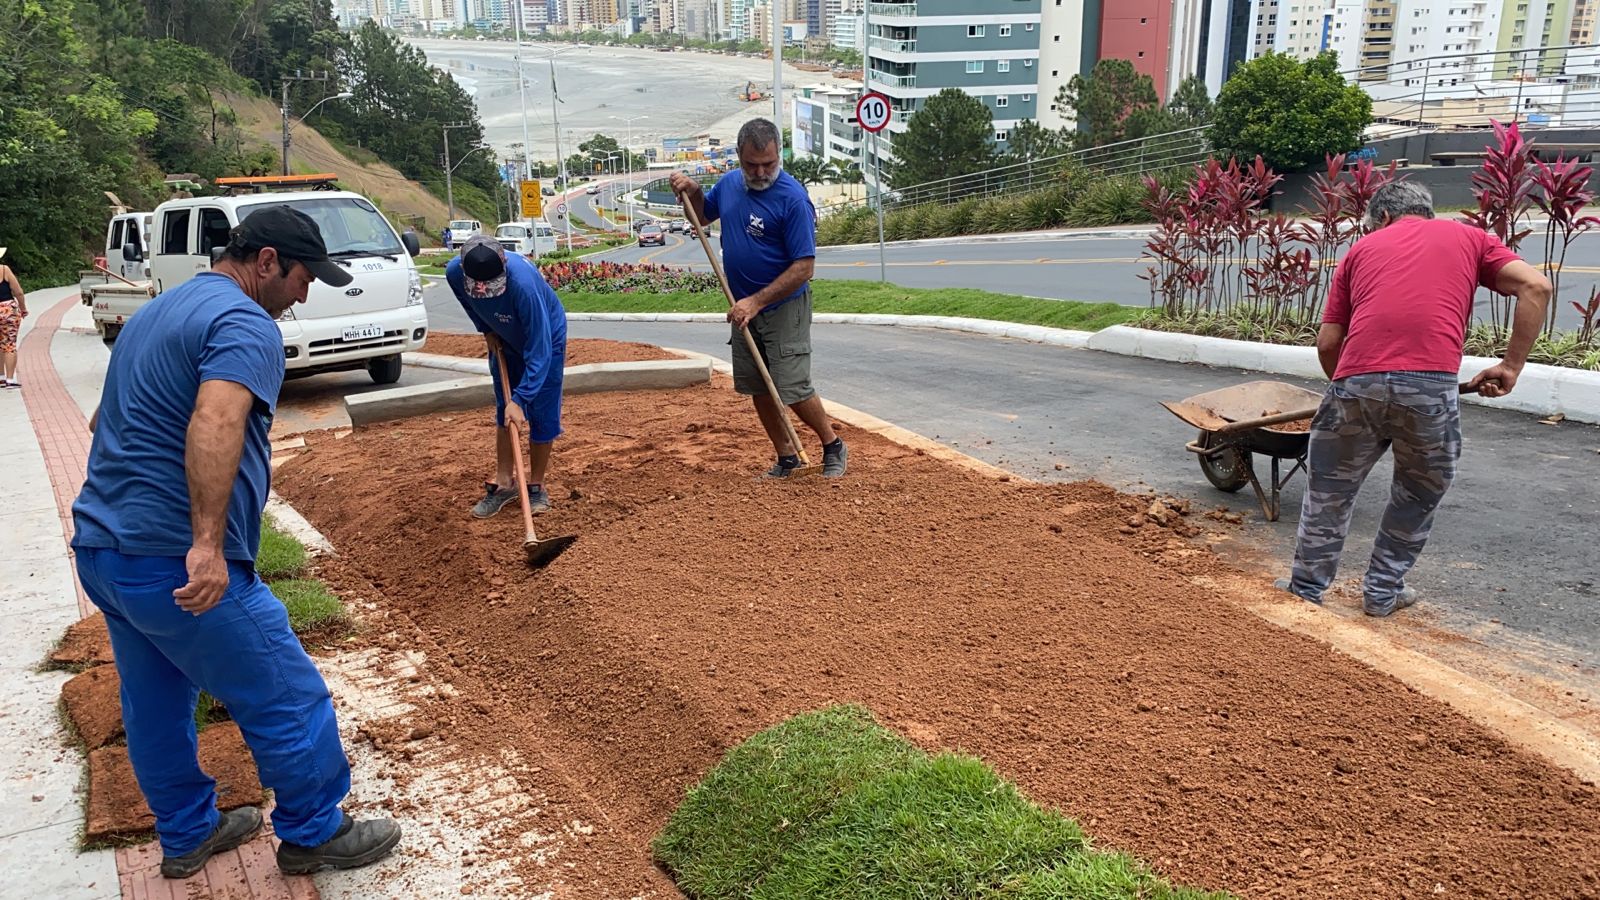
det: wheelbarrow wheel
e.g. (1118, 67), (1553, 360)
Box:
(1197, 433), (1251, 493)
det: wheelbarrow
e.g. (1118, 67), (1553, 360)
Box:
(1161, 381), (1323, 522)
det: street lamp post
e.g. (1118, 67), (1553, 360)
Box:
(441, 122), (474, 220)
(610, 113), (649, 234)
(524, 45), (587, 251)
(601, 152), (623, 228)
(280, 89), (352, 176)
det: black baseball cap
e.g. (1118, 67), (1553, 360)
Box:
(231, 205), (353, 288)
(459, 235), (508, 299)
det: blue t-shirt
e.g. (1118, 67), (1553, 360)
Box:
(445, 253), (568, 405)
(703, 169), (817, 312)
(72, 272), (285, 562)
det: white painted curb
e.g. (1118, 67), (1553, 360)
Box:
(563, 314), (1600, 425)
(265, 493), (337, 557)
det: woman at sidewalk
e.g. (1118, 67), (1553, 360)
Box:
(0, 248), (27, 388)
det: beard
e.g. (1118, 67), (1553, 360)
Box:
(746, 166), (781, 191)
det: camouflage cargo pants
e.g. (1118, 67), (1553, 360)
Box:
(1288, 371), (1462, 615)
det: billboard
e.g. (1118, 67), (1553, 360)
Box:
(794, 98), (826, 156)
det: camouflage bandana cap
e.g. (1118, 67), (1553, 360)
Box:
(460, 235), (508, 299)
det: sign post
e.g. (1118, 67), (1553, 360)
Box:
(520, 180), (543, 219)
(855, 91), (893, 283)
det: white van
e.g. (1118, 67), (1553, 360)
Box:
(148, 190), (428, 384)
(494, 220), (557, 258)
(447, 219), (483, 241)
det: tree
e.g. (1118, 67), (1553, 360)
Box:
(887, 88), (995, 191)
(1166, 75), (1214, 130)
(785, 154), (830, 187)
(1056, 59), (1159, 148)
(999, 119), (1073, 167)
(1211, 52), (1373, 173)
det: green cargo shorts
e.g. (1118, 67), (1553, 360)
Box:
(730, 288), (814, 406)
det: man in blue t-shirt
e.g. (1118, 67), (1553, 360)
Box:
(445, 235), (569, 518)
(71, 207), (400, 880)
(671, 117), (848, 478)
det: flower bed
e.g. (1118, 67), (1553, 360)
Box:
(537, 260), (719, 294)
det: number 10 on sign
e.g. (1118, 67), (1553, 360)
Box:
(856, 91), (892, 283)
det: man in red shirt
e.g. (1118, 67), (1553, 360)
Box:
(1281, 182), (1550, 616)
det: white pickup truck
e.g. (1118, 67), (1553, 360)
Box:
(79, 211), (156, 342)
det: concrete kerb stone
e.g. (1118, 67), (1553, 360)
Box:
(349, 359), (713, 426)
(265, 494), (337, 558)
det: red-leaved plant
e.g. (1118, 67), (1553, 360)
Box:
(1463, 121), (1538, 337)
(1532, 155), (1600, 335)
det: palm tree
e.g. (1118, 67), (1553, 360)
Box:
(826, 160), (865, 201)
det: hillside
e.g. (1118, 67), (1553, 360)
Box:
(221, 90), (455, 230)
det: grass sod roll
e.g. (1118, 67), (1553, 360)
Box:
(654, 705), (1231, 899)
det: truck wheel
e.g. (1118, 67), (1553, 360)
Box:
(367, 354), (403, 385)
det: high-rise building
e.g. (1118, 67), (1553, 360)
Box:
(1097, 0), (1176, 99)
(1038, 0), (1092, 129)
(864, 0), (1045, 163)
(1170, 0), (1253, 94)
(1572, 0), (1599, 43)
(1496, 0), (1577, 77)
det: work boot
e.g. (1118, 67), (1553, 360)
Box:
(822, 439), (849, 478)
(1273, 577), (1322, 606)
(1364, 586), (1419, 618)
(161, 806), (263, 879)
(276, 812), (402, 875)
(762, 455), (801, 479)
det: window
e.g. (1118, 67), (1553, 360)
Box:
(110, 220), (126, 253)
(1024, 59), (1034, 67)
(966, 60), (985, 73)
(968, 24), (985, 37)
(997, 59), (1011, 72)
(995, 130), (1009, 142)
(198, 209), (232, 258)
(999, 24), (1012, 37)
(160, 209), (191, 255)
(1023, 94), (1032, 101)
(996, 95), (1009, 107)
(1026, 23), (1035, 31)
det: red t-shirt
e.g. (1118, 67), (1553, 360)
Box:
(1323, 217), (1520, 381)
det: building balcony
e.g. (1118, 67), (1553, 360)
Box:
(869, 35), (917, 53)
(870, 72), (918, 88)
(868, 2), (917, 17)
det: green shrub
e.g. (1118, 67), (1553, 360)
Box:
(1064, 174), (1150, 227)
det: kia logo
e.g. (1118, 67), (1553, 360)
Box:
(345, 287), (364, 297)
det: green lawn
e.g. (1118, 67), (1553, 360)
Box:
(257, 517), (348, 637)
(654, 705), (1230, 899)
(564, 280), (1139, 332)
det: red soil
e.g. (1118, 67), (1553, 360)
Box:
(274, 378), (1600, 899)
(86, 723), (264, 844)
(50, 613), (114, 669)
(424, 333), (681, 366)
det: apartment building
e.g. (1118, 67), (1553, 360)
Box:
(864, 0), (1046, 161)
(1170, 0), (1253, 93)
(1038, 0), (1092, 129)
(1496, 0), (1577, 76)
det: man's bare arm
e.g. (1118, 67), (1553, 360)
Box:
(1468, 260), (1552, 397)
(746, 258), (815, 311)
(1316, 323), (1347, 381)
(175, 380), (254, 614)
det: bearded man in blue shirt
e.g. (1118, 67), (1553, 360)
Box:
(670, 117), (848, 479)
(72, 207), (401, 879)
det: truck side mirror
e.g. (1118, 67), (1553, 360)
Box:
(402, 231), (421, 258)
(122, 241), (143, 263)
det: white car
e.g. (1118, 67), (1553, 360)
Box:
(495, 220), (558, 258)
(585, 184), (601, 195)
(149, 189), (427, 384)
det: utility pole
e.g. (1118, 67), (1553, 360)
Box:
(549, 57), (572, 251)
(512, 0), (534, 181)
(772, 2), (783, 134)
(280, 71), (332, 176)
(442, 122), (473, 220)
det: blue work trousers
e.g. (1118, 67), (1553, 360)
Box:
(75, 547), (350, 856)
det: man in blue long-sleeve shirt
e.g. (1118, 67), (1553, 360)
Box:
(445, 236), (568, 518)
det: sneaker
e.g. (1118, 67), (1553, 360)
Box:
(528, 485), (552, 513)
(1364, 587), (1419, 618)
(161, 806), (263, 879)
(472, 482), (519, 519)
(1273, 577), (1323, 606)
(822, 439), (849, 478)
(276, 812), (402, 875)
(762, 456), (800, 479)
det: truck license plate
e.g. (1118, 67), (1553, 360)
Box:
(342, 324), (384, 341)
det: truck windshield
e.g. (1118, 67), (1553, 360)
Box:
(497, 226), (529, 239)
(240, 198), (404, 258)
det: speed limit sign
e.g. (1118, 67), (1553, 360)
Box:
(856, 91), (892, 133)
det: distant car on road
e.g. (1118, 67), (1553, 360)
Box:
(586, 185), (601, 195)
(637, 224), (666, 247)
(541, 186), (555, 196)
(633, 218), (656, 232)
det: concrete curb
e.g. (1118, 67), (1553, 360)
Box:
(818, 226), (1158, 250)
(348, 358), (712, 426)
(1088, 325), (1600, 425)
(570, 314), (1600, 424)
(265, 493), (337, 557)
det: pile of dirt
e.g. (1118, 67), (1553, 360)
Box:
(86, 724), (264, 844)
(62, 666), (123, 749)
(424, 333), (683, 367)
(274, 378), (1600, 899)
(49, 613), (113, 669)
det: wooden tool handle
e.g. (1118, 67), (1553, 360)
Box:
(680, 196), (812, 466)
(94, 264), (143, 289)
(494, 350), (540, 544)
(1214, 407), (1319, 435)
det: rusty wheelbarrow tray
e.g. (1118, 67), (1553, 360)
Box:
(1161, 380), (1323, 522)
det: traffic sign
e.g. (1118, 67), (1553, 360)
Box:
(520, 180), (542, 219)
(557, 202), (568, 214)
(856, 91), (892, 134)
